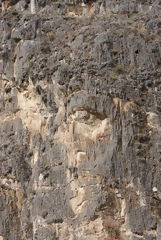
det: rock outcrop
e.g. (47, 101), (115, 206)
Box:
(0, 0), (161, 239)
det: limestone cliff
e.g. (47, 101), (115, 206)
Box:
(0, 0), (161, 239)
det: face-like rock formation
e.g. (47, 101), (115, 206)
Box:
(0, 0), (161, 239)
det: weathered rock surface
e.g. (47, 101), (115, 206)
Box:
(0, 0), (161, 239)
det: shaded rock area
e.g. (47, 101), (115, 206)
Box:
(0, 0), (161, 239)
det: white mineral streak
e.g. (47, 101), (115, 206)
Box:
(31, 0), (36, 14)
(153, 187), (158, 192)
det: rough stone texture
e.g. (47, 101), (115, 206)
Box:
(0, 0), (161, 239)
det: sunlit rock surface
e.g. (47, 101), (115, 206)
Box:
(0, 0), (161, 239)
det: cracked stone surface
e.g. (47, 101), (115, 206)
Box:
(0, 0), (161, 239)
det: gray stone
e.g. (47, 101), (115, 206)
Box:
(0, 0), (161, 239)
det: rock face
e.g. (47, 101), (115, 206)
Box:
(0, 0), (161, 239)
